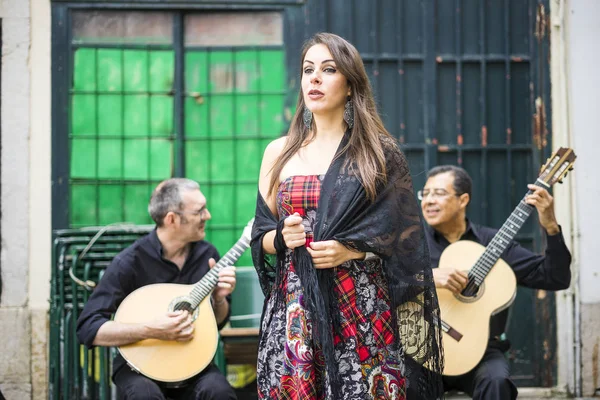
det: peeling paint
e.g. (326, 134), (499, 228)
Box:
(533, 97), (548, 150)
(436, 56), (442, 63)
(537, 289), (547, 300)
(457, 134), (463, 145)
(506, 128), (512, 145)
(481, 125), (488, 147)
(431, 138), (438, 145)
(438, 145), (450, 152)
(398, 69), (404, 75)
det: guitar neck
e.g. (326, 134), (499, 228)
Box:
(187, 235), (250, 309)
(469, 179), (548, 285)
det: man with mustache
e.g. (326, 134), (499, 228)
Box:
(77, 178), (237, 400)
(420, 165), (572, 400)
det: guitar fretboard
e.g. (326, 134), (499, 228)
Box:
(186, 236), (250, 309)
(467, 179), (548, 287)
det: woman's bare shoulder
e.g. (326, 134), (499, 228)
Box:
(262, 136), (287, 159)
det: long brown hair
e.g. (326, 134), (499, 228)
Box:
(267, 32), (393, 201)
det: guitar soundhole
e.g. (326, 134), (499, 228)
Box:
(173, 301), (194, 313)
(455, 282), (485, 303)
(168, 297), (200, 322)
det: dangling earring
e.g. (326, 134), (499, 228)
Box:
(303, 107), (313, 130)
(343, 96), (354, 129)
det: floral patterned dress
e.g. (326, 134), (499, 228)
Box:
(256, 175), (407, 400)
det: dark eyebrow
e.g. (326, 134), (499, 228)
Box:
(303, 59), (336, 65)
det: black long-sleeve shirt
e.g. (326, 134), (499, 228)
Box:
(424, 220), (572, 337)
(76, 229), (230, 377)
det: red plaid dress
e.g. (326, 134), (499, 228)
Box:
(257, 175), (407, 400)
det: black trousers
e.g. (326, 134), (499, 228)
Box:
(443, 343), (518, 400)
(114, 364), (237, 400)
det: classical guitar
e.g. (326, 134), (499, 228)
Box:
(114, 219), (253, 384)
(436, 148), (576, 376)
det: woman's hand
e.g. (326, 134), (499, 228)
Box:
(282, 212), (306, 249)
(307, 240), (365, 269)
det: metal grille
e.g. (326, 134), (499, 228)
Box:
(49, 225), (154, 400)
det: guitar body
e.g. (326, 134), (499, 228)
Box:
(437, 240), (517, 376)
(114, 283), (218, 383)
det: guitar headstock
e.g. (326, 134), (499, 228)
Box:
(240, 218), (255, 243)
(538, 147), (577, 186)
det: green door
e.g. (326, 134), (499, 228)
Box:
(66, 10), (286, 265)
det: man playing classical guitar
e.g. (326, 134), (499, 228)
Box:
(420, 165), (572, 400)
(77, 178), (237, 400)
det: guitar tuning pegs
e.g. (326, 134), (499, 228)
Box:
(569, 167), (574, 171)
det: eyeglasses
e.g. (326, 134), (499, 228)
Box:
(175, 208), (209, 218)
(417, 188), (459, 201)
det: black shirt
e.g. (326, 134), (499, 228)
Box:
(76, 229), (230, 376)
(424, 220), (572, 337)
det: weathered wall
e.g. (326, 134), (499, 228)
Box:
(566, 0), (600, 396)
(0, 0), (32, 397)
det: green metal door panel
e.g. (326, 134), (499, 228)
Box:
(184, 97), (209, 137)
(97, 49), (123, 92)
(123, 184), (153, 224)
(66, 15), (286, 261)
(123, 95), (151, 137)
(185, 51), (209, 93)
(97, 139), (122, 179)
(98, 185), (123, 225)
(70, 138), (97, 178)
(211, 229), (236, 261)
(260, 95), (285, 136)
(235, 140), (262, 181)
(210, 140), (234, 181)
(258, 50), (285, 92)
(123, 139), (148, 179)
(235, 95), (260, 136)
(185, 142), (210, 182)
(150, 96), (173, 136)
(235, 50), (260, 93)
(70, 46), (175, 226)
(208, 51), (234, 93)
(98, 95), (123, 136)
(210, 184), (235, 226)
(148, 51), (174, 92)
(72, 95), (96, 136)
(123, 50), (149, 92)
(71, 185), (97, 227)
(73, 48), (96, 91)
(236, 184), (258, 223)
(149, 139), (173, 178)
(209, 96), (235, 136)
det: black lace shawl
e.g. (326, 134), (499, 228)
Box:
(251, 134), (444, 399)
